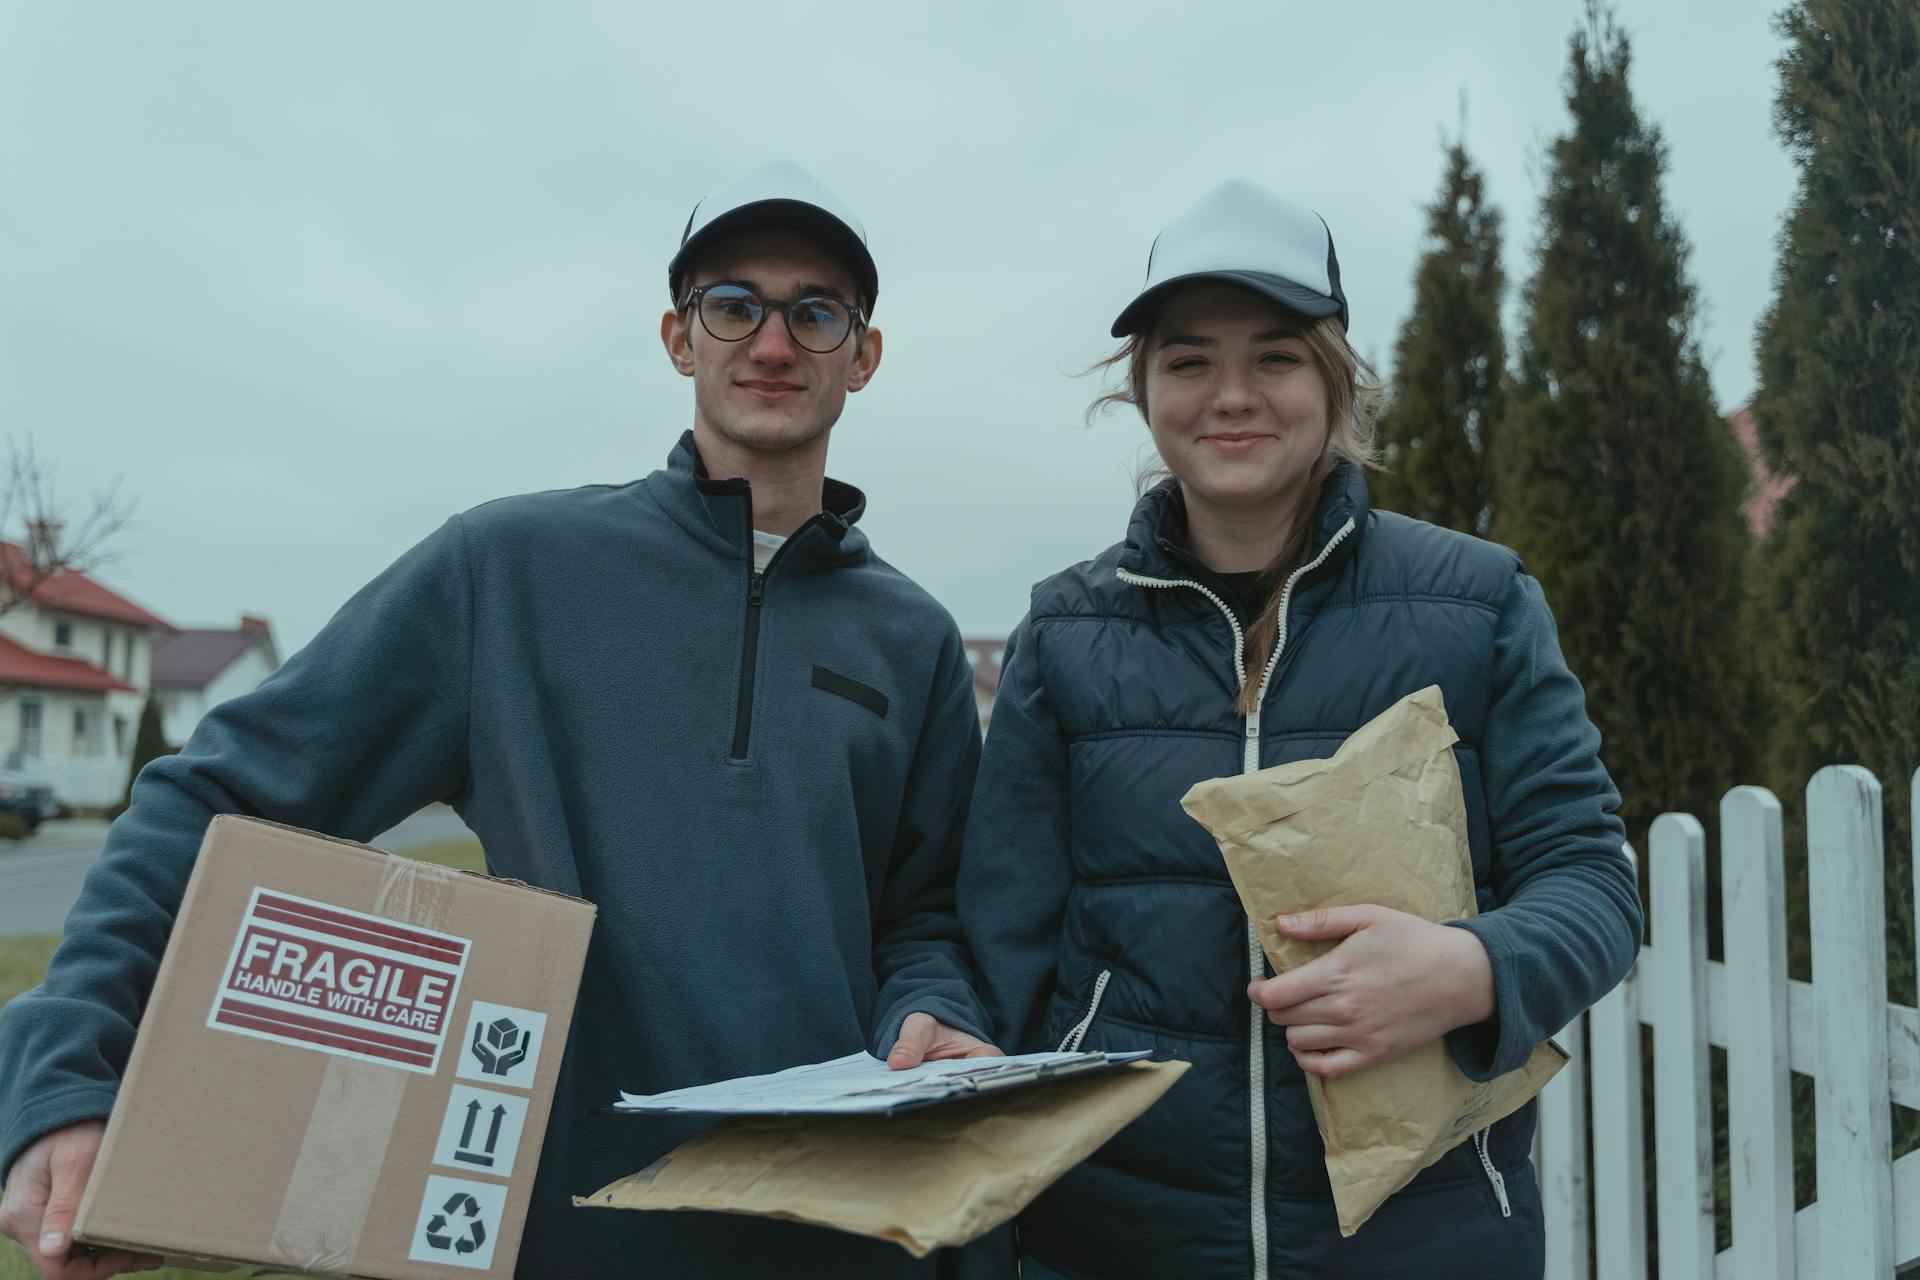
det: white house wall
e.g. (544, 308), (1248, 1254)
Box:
(204, 645), (276, 718)
(160, 687), (209, 749)
(0, 686), (132, 810)
(105, 689), (144, 758)
(0, 609), (43, 652)
(160, 641), (276, 748)
(0, 689), (25, 764)
(0, 607), (153, 694)
(120, 624), (151, 691)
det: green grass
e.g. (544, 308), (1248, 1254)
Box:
(401, 837), (489, 876)
(0, 1243), (288, 1278)
(0, 934), (61, 1010)
(0, 839), (486, 1279)
(0, 1241), (296, 1278)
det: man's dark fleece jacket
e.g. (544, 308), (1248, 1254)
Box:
(0, 432), (993, 1277)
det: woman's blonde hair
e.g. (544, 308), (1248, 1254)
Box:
(1086, 309), (1384, 714)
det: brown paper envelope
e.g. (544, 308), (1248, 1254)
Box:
(575, 1058), (1189, 1256)
(1181, 685), (1565, 1235)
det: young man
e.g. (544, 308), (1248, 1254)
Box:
(0, 161), (999, 1279)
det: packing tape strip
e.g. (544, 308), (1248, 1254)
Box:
(266, 852), (460, 1272)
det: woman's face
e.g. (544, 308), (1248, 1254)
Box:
(1143, 282), (1331, 518)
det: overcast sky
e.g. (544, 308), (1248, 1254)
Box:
(4, 1), (1797, 653)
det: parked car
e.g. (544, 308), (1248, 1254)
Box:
(0, 767), (58, 835)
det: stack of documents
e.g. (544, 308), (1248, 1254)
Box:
(579, 1048), (1187, 1254)
(607, 1049), (1161, 1116)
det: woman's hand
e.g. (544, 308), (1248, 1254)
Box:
(1246, 905), (1495, 1080)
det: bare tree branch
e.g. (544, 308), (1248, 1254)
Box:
(0, 437), (136, 621)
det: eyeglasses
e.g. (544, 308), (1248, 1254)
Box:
(684, 283), (865, 355)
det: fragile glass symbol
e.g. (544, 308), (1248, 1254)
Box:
(454, 1098), (509, 1167)
(471, 1017), (529, 1076)
(423, 1192), (487, 1255)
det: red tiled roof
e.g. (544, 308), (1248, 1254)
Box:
(0, 634), (136, 693)
(0, 542), (172, 630)
(1727, 404), (1797, 538)
(963, 637), (1005, 699)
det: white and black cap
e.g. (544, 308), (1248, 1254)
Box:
(668, 160), (878, 311)
(1111, 179), (1347, 338)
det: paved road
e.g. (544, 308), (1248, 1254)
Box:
(0, 805), (477, 938)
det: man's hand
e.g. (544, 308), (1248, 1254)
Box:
(885, 1012), (1004, 1070)
(1247, 905), (1495, 1081)
(0, 1121), (163, 1279)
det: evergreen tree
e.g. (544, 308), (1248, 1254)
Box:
(1749, 0), (1919, 993)
(1375, 137), (1507, 534)
(1493, 6), (1753, 854)
(119, 695), (173, 812)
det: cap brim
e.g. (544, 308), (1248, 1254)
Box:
(1110, 270), (1343, 338)
(669, 198), (879, 311)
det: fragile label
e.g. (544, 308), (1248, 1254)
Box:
(207, 887), (470, 1073)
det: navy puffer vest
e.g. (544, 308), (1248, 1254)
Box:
(998, 463), (1549, 1279)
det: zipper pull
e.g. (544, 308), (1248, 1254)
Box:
(748, 571), (765, 607)
(1474, 1130), (1513, 1218)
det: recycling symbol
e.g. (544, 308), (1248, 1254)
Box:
(423, 1191), (488, 1256)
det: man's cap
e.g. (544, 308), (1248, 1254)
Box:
(1111, 179), (1347, 338)
(668, 161), (878, 312)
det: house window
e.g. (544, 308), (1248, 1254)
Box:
(103, 631), (113, 668)
(114, 714), (129, 756)
(75, 707), (94, 755)
(122, 631), (134, 679)
(54, 620), (73, 649)
(19, 699), (43, 757)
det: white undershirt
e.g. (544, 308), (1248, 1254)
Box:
(752, 529), (785, 572)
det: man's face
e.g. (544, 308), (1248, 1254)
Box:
(660, 228), (882, 455)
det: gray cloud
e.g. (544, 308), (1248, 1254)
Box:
(3, 0), (1795, 650)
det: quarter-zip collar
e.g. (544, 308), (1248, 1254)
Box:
(1117, 457), (1371, 590)
(650, 429), (871, 570)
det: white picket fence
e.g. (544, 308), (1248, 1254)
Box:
(1536, 765), (1920, 1278)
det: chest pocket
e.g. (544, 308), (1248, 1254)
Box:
(811, 665), (889, 717)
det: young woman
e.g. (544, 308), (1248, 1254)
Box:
(958, 180), (1642, 1279)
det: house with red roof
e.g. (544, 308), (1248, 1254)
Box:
(963, 637), (1004, 735)
(1727, 402), (1797, 537)
(0, 544), (171, 810)
(152, 616), (281, 748)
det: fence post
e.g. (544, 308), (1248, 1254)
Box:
(1653, 813), (1713, 1279)
(1591, 843), (1647, 1280)
(1808, 765), (1894, 1275)
(1720, 786), (1794, 1278)
(1541, 1010), (1589, 1279)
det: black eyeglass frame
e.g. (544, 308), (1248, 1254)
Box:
(682, 283), (868, 354)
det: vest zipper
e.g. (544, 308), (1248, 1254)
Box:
(1473, 1129), (1512, 1217)
(1115, 514), (1354, 1280)
(1057, 969), (1113, 1053)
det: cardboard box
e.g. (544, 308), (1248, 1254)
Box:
(73, 815), (595, 1278)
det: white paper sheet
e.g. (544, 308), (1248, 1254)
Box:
(610, 1050), (1159, 1116)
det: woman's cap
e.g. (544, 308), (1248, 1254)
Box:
(1111, 179), (1347, 338)
(668, 161), (879, 311)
